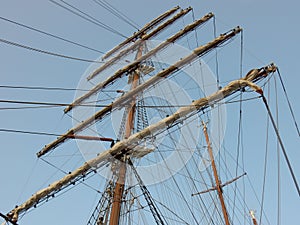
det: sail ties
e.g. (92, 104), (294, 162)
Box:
(226, 78), (263, 95)
(222, 68), (269, 97)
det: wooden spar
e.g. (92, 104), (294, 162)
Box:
(192, 172), (246, 195)
(64, 12), (214, 113)
(37, 27), (242, 158)
(7, 63), (276, 222)
(87, 7), (192, 81)
(102, 6), (180, 60)
(109, 43), (143, 225)
(67, 135), (114, 142)
(202, 122), (230, 225)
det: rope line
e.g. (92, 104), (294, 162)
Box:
(261, 95), (300, 196)
(276, 68), (300, 136)
(0, 16), (104, 54)
(0, 96), (260, 110)
(0, 37), (104, 63)
(0, 128), (69, 138)
(50, 0), (127, 38)
(0, 128), (115, 142)
(0, 85), (119, 92)
(92, 0), (140, 29)
(259, 84), (270, 225)
(213, 16), (219, 86)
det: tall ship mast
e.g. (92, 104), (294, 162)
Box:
(1, 4), (298, 225)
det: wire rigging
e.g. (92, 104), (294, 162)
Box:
(129, 159), (168, 225)
(213, 16), (220, 86)
(233, 28), (246, 224)
(261, 95), (300, 196)
(276, 68), (300, 136)
(0, 99), (80, 107)
(0, 96), (261, 111)
(232, 90), (243, 222)
(0, 105), (60, 110)
(0, 128), (70, 138)
(0, 37), (104, 63)
(0, 92), (255, 113)
(39, 157), (103, 194)
(0, 85), (87, 92)
(16, 159), (39, 204)
(0, 128), (116, 143)
(1, 6), (293, 225)
(274, 76), (281, 225)
(92, 0), (140, 29)
(0, 16), (104, 54)
(191, 8), (200, 47)
(259, 83), (270, 225)
(49, 0), (127, 38)
(0, 84), (120, 92)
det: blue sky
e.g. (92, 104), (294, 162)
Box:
(0, 0), (299, 224)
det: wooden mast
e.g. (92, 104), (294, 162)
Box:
(37, 27), (242, 158)
(202, 121), (230, 225)
(7, 63), (276, 222)
(87, 7), (192, 81)
(109, 44), (143, 225)
(102, 6), (180, 60)
(64, 12), (214, 113)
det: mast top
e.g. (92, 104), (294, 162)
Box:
(101, 6), (181, 60)
(88, 7), (192, 81)
(63, 12), (214, 114)
(37, 26), (242, 158)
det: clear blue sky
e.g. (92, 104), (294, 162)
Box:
(0, 0), (299, 224)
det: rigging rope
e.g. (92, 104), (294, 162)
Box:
(191, 8), (200, 47)
(0, 16), (104, 54)
(238, 30), (247, 225)
(232, 91), (243, 222)
(49, 0), (127, 38)
(0, 128), (116, 142)
(276, 68), (300, 136)
(213, 16), (220, 86)
(259, 84), (271, 225)
(0, 85), (119, 92)
(274, 77), (281, 225)
(0, 96), (262, 110)
(0, 128), (66, 137)
(129, 159), (167, 225)
(0, 37), (104, 63)
(261, 95), (300, 196)
(92, 0), (140, 29)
